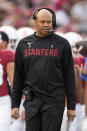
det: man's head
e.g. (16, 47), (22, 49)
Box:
(0, 31), (9, 50)
(32, 8), (56, 37)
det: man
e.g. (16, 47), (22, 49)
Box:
(11, 8), (76, 131)
(0, 31), (15, 131)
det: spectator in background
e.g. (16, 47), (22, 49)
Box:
(63, 32), (85, 131)
(0, 31), (14, 131)
(70, 0), (87, 32)
(75, 40), (87, 131)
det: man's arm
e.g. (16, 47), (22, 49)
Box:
(62, 40), (76, 121)
(6, 62), (14, 90)
(11, 42), (24, 109)
(62, 41), (76, 109)
(11, 42), (25, 119)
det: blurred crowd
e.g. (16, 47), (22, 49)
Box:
(0, 0), (87, 37)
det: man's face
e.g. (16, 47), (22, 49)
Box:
(35, 9), (53, 37)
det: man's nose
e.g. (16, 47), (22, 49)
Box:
(44, 22), (49, 26)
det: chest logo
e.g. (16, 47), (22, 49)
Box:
(50, 44), (54, 48)
(27, 42), (32, 48)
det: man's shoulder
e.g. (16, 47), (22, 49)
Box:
(20, 34), (34, 42)
(53, 33), (70, 46)
(16, 34), (35, 49)
(54, 33), (68, 41)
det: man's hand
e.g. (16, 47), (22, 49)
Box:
(11, 108), (20, 119)
(67, 110), (76, 121)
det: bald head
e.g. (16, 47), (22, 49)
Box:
(36, 9), (53, 20)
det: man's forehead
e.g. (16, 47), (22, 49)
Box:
(36, 9), (52, 18)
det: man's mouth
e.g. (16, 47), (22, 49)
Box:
(43, 29), (49, 32)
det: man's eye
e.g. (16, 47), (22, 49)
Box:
(40, 21), (45, 24)
(40, 21), (51, 24)
(47, 21), (51, 24)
